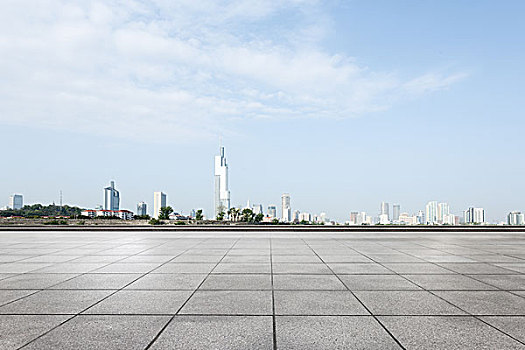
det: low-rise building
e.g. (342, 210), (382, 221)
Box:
(81, 209), (134, 220)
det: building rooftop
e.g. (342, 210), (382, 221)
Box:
(0, 229), (524, 349)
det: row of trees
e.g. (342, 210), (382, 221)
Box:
(216, 207), (264, 223)
(0, 204), (83, 218)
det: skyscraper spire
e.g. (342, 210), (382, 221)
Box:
(214, 145), (230, 218)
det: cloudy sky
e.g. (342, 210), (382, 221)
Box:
(1, 0), (524, 222)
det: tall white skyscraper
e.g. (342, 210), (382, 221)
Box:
(9, 194), (23, 209)
(153, 192), (167, 219)
(137, 202), (147, 216)
(380, 202), (390, 220)
(214, 146), (230, 218)
(425, 201), (438, 224)
(281, 193), (291, 222)
(104, 181), (120, 211)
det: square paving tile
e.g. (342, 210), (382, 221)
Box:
(329, 263), (394, 274)
(468, 275), (525, 290)
(152, 263), (216, 274)
(354, 291), (466, 315)
(125, 273), (206, 290)
(275, 291), (369, 315)
(403, 274), (496, 290)
(0, 290), (113, 314)
(49, 274), (142, 290)
(0, 274), (78, 289)
(435, 291), (525, 315)
(437, 263), (520, 274)
(480, 316), (525, 343)
(383, 263), (454, 274)
(0, 315), (70, 350)
(93, 263), (162, 273)
(0, 290), (37, 306)
(180, 291), (272, 315)
(272, 263), (333, 274)
(149, 316), (273, 349)
(199, 274), (272, 290)
(340, 275), (420, 291)
(84, 290), (192, 315)
(273, 274), (346, 290)
(212, 263), (271, 274)
(276, 316), (401, 349)
(380, 316), (525, 349)
(21, 315), (170, 350)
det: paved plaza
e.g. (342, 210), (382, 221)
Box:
(0, 229), (524, 349)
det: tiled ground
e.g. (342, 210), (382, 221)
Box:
(0, 229), (524, 349)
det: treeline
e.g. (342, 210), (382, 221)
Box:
(0, 204), (83, 218)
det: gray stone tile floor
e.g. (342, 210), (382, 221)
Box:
(0, 230), (523, 349)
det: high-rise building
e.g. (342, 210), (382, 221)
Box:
(103, 181), (120, 211)
(380, 202), (390, 220)
(252, 204), (263, 215)
(437, 203), (450, 224)
(425, 201), (438, 224)
(507, 212), (525, 225)
(153, 192), (167, 219)
(416, 210), (425, 225)
(281, 193), (291, 222)
(292, 210), (300, 223)
(349, 212), (359, 225)
(214, 146), (231, 218)
(137, 202), (147, 216)
(8, 194), (23, 210)
(392, 204), (400, 222)
(298, 212), (311, 222)
(464, 207), (485, 224)
(267, 205), (277, 218)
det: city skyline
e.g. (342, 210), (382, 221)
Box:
(1, 1), (525, 222)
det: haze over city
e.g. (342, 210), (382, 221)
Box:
(1, 1), (524, 222)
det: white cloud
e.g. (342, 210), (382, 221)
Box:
(0, 0), (465, 143)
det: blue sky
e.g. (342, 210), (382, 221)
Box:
(1, 0), (524, 222)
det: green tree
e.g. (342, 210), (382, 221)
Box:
(216, 211), (225, 221)
(254, 213), (264, 223)
(195, 209), (203, 221)
(158, 206), (173, 220)
(241, 208), (255, 222)
(227, 208), (240, 222)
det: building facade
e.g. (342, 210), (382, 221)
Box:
(81, 209), (133, 220)
(464, 207), (485, 224)
(380, 202), (390, 220)
(104, 181), (120, 211)
(9, 194), (23, 210)
(137, 202), (147, 216)
(214, 146), (231, 218)
(508, 211), (525, 225)
(425, 201), (438, 224)
(281, 193), (291, 222)
(392, 204), (400, 222)
(267, 205), (277, 218)
(153, 192), (167, 219)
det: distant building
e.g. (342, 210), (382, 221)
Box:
(292, 210), (300, 223)
(267, 205), (277, 218)
(349, 212), (359, 225)
(153, 192), (167, 219)
(392, 204), (400, 222)
(320, 212), (327, 223)
(137, 202), (147, 216)
(508, 212), (524, 225)
(214, 146), (230, 218)
(380, 202), (390, 220)
(298, 212), (311, 222)
(437, 203), (450, 224)
(464, 207), (485, 224)
(104, 181), (120, 211)
(252, 204), (263, 215)
(379, 214), (390, 225)
(399, 212), (416, 225)
(281, 193), (291, 222)
(425, 201), (438, 224)
(416, 210), (425, 225)
(81, 209), (133, 220)
(9, 194), (23, 210)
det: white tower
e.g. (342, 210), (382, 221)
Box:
(104, 181), (120, 211)
(281, 193), (291, 222)
(153, 192), (167, 219)
(214, 146), (230, 218)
